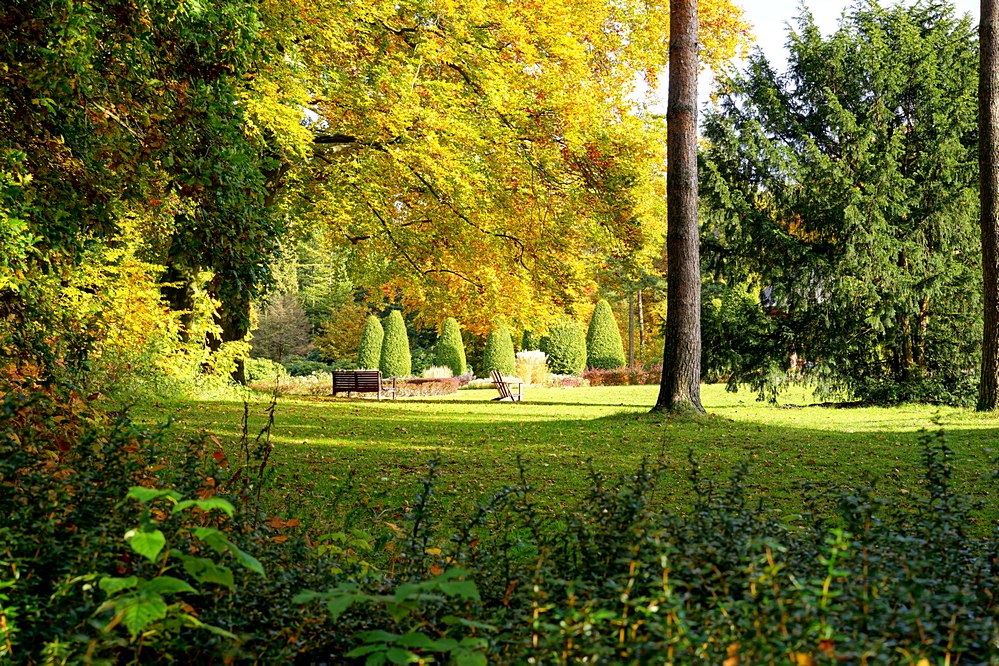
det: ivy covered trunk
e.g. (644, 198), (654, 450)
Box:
(655, 0), (704, 413)
(981, 0), (999, 410)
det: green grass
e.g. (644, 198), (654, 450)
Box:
(133, 384), (999, 534)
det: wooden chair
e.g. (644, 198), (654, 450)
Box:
(490, 370), (523, 402)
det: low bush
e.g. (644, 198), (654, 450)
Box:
(422, 365), (454, 379)
(410, 346), (435, 376)
(583, 363), (662, 386)
(245, 356), (289, 381)
(281, 355), (332, 377)
(7, 376), (998, 664)
(396, 377), (461, 397)
(515, 350), (548, 385)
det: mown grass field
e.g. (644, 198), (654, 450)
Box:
(134, 384), (999, 535)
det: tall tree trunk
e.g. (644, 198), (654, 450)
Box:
(980, 0), (999, 410)
(638, 289), (645, 361)
(654, 0), (704, 413)
(628, 293), (636, 366)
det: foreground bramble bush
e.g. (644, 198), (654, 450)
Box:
(3, 378), (998, 663)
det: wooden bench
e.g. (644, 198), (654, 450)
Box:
(490, 370), (523, 402)
(331, 370), (397, 400)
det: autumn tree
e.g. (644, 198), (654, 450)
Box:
(654, 0), (705, 413)
(297, 0), (749, 334)
(981, 0), (999, 410)
(701, 1), (980, 404)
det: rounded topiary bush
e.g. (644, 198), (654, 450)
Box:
(521, 329), (540, 352)
(435, 318), (467, 377)
(586, 299), (626, 369)
(379, 310), (412, 377)
(482, 325), (515, 375)
(542, 318), (586, 375)
(356, 315), (384, 370)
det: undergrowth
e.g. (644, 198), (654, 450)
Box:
(2, 377), (997, 664)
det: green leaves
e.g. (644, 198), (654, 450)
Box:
(296, 568), (488, 664)
(194, 527), (265, 576)
(95, 485), (263, 644)
(125, 527), (166, 563)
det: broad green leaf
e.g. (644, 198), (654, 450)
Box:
(192, 527), (264, 576)
(193, 527), (228, 554)
(438, 580), (479, 601)
(118, 593), (168, 638)
(139, 575), (197, 595)
(346, 645), (385, 657)
(99, 576), (138, 595)
(359, 629), (399, 643)
(385, 647), (419, 664)
(181, 555), (234, 588)
(325, 593), (356, 621)
(173, 497), (234, 517)
(396, 632), (435, 649)
(229, 543), (264, 576)
(126, 487), (179, 504)
(453, 649), (488, 666)
(125, 528), (166, 563)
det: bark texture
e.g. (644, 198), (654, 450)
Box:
(654, 0), (704, 413)
(980, 0), (999, 410)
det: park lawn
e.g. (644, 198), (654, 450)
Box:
(134, 384), (999, 536)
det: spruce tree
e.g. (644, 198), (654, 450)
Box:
(542, 318), (586, 375)
(379, 310), (412, 377)
(482, 325), (515, 375)
(586, 299), (626, 369)
(357, 315), (384, 370)
(701, 2), (979, 404)
(435, 317), (467, 376)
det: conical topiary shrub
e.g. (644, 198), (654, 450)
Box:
(379, 310), (412, 377)
(521, 329), (540, 352)
(586, 299), (626, 369)
(482, 325), (515, 375)
(357, 315), (383, 370)
(435, 317), (467, 377)
(542, 318), (586, 375)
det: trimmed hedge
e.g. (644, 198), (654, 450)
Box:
(482, 325), (515, 375)
(357, 315), (384, 370)
(434, 318), (467, 377)
(586, 299), (626, 369)
(542, 318), (586, 375)
(379, 311), (411, 378)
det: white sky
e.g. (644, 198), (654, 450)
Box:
(640, 0), (981, 114)
(744, 0), (979, 68)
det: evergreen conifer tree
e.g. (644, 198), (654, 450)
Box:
(379, 310), (412, 377)
(542, 318), (587, 375)
(435, 318), (467, 376)
(586, 300), (626, 369)
(357, 315), (384, 370)
(482, 325), (515, 375)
